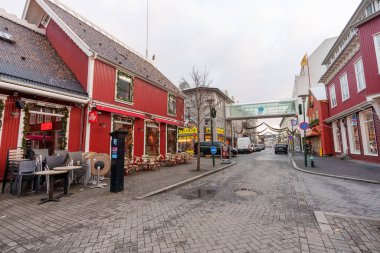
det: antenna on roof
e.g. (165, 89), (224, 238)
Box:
(146, 0), (149, 59)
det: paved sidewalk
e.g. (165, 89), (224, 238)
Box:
(291, 153), (380, 182)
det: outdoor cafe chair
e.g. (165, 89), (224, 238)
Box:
(54, 150), (69, 162)
(1, 148), (27, 194)
(13, 160), (37, 196)
(68, 151), (88, 185)
(43, 155), (67, 191)
(124, 158), (138, 175)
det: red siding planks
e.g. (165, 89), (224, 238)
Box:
(68, 107), (83, 151)
(357, 16), (380, 95)
(327, 51), (367, 117)
(160, 124), (166, 155)
(89, 113), (111, 154)
(46, 20), (88, 90)
(0, 97), (21, 180)
(133, 119), (145, 157)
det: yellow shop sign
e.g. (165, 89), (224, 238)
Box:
(178, 127), (197, 135)
(204, 127), (225, 135)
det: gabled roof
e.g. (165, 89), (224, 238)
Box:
(310, 85), (327, 101)
(0, 13), (87, 97)
(39, 0), (183, 97)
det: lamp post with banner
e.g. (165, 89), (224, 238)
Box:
(207, 98), (216, 167)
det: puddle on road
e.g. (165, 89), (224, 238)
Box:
(234, 188), (262, 198)
(181, 189), (217, 200)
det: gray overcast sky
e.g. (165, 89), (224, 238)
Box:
(0, 0), (361, 127)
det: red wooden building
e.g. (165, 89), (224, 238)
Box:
(306, 85), (334, 156)
(0, 10), (88, 180)
(22, 0), (185, 159)
(321, 0), (380, 162)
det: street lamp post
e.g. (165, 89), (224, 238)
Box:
(300, 96), (307, 167)
(207, 98), (216, 167)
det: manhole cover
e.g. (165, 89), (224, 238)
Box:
(234, 188), (261, 198)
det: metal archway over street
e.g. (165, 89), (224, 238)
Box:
(226, 99), (297, 120)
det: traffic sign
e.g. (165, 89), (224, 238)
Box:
(299, 122), (309, 130)
(210, 146), (217, 155)
(291, 119), (298, 126)
(288, 135), (293, 140)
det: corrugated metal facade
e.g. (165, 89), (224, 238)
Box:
(68, 107), (83, 152)
(357, 16), (380, 96)
(89, 113), (111, 154)
(327, 51), (367, 117)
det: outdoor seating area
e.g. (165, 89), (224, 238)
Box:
(124, 152), (193, 176)
(1, 147), (91, 203)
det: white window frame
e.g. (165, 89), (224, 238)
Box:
(339, 73), (350, 101)
(354, 58), (366, 92)
(359, 110), (378, 156)
(329, 84), (337, 108)
(332, 121), (341, 152)
(347, 115), (361, 154)
(374, 33), (380, 75)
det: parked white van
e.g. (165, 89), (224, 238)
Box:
(237, 137), (253, 154)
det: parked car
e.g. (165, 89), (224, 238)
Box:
(253, 144), (261, 152)
(194, 142), (222, 156)
(231, 147), (238, 157)
(274, 143), (288, 154)
(258, 144), (265, 150)
(237, 137), (253, 154)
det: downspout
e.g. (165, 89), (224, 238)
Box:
(84, 53), (97, 152)
(79, 105), (84, 151)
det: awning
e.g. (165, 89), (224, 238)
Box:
(155, 117), (181, 126)
(306, 127), (320, 137)
(96, 105), (144, 119)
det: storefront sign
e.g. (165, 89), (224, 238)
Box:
(40, 122), (52, 131)
(178, 127), (197, 135)
(351, 114), (357, 126)
(88, 111), (98, 123)
(221, 144), (231, 164)
(204, 127), (225, 135)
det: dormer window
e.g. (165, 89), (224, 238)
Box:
(0, 31), (15, 44)
(40, 13), (51, 28)
(366, 2), (375, 16)
(115, 70), (134, 103)
(168, 93), (177, 115)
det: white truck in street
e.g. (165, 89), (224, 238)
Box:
(237, 137), (253, 154)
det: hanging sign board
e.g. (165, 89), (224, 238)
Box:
(41, 122), (53, 131)
(88, 111), (98, 123)
(351, 114), (357, 126)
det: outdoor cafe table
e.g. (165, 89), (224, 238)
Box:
(53, 166), (83, 195)
(34, 170), (68, 204)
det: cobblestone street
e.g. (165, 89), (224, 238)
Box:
(0, 150), (380, 252)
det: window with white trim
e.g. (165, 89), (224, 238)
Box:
(354, 58), (366, 92)
(332, 121), (341, 152)
(340, 73), (350, 101)
(374, 34), (380, 74)
(329, 84), (337, 107)
(347, 114), (361, 154)
(359, 110), (378, 156)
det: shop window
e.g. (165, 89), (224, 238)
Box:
(374, 34), (380, 74)
(347, 114), (361, 154)
(168, 93), (177, 115)
(45, 108), (51, 122)
(167, 125), (177, 154)
(29, 114), (36, 125)
(339, 73), (350, 101)
(332, 121), (341, 152)
(25, 105), (67, 151)
(113, 116), (134, 159)
(359, 110), (378, 155)
(115, 70), (133, 103)
(145, 122), (159, 156)
(354, 58), (366, 92)
(329, 84), (337, 108)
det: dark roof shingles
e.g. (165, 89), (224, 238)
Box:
(0, 16), (87, 96)
(44, 0), (180, 94)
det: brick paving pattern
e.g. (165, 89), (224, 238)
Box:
(0, 151), (379, 252)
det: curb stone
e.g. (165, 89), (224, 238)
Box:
(288, 155), (380, 185)
(135, 161), (237, 199)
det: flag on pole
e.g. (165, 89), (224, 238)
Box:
(300, 53), (308, 67)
